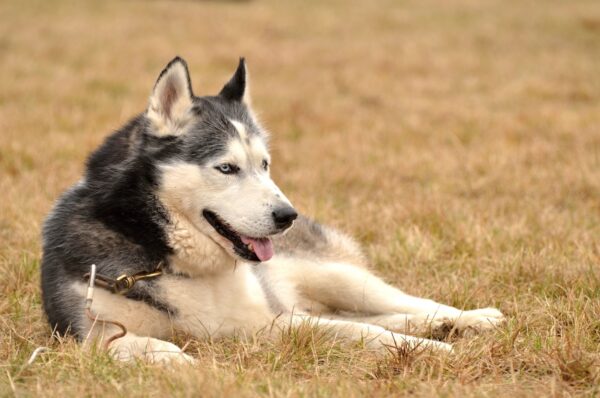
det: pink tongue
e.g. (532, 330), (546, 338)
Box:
(241, 236), (274, 262)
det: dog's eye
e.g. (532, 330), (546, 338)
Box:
(262, 159), (269, 171)
(215, 163), (239, 175)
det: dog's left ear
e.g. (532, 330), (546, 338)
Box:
(219, 58), (250, 104)
(147, 56), (194, 136)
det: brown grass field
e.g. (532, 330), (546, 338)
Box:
(1, 0), (599, 396)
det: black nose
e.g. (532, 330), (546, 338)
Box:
(272, 206), (298, 229)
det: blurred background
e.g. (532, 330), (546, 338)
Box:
(1, 0), (599, 395)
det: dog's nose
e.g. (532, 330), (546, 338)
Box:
(272, 206), (298, 229)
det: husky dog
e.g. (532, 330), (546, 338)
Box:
(41, 57), (504, 363)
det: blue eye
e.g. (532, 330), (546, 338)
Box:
(215, 163), (239, 175)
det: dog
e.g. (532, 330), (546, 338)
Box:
(41, 57), (504, 363)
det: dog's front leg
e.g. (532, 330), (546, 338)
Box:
(84, 324), (194, 365)
(75, 282), (194, 365)
(106, 331), (196, 365)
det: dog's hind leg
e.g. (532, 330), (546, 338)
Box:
(278, 260), (504, 332)
(280, 314), (452, 352)
(319, 313), (445, 336)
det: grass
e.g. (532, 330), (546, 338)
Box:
(1, 0), (599, 396)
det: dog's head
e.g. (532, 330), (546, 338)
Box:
(147, 57), (296, 264)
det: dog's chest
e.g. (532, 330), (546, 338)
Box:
(155, 264), (279, 337)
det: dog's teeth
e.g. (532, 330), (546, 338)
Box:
(247, 243), (254, 252)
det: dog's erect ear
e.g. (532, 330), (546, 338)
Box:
(219, 58), (250, 104)
(147, 56), (194, 136)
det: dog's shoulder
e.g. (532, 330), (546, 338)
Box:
(273, 215), (367, 266)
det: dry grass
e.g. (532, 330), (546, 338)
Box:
(1, 0), (600, 396)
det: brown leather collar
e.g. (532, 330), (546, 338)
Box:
(83, 262), (163, 295)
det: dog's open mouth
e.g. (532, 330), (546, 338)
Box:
(202, 210), (274, 262)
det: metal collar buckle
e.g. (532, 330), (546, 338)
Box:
(113, 270), (163, 294)
(84, 262), (163, 295)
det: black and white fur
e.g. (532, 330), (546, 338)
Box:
(41, 57), (504, 363)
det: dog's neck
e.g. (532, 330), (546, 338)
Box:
(163, 206), (237, 277)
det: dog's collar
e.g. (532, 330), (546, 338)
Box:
(83, 262), (163, 295)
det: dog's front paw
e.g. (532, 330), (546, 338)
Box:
(455, 307), (504, 331)
(142, 339), (197, 366)
(110, 337), (196, 365)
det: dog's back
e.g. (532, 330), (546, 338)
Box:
(41, 117), (173, 338)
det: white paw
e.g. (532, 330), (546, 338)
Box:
(142, 339), (196, 365)
(110, 337), (196, 365)
(455, 307), (504, 330)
